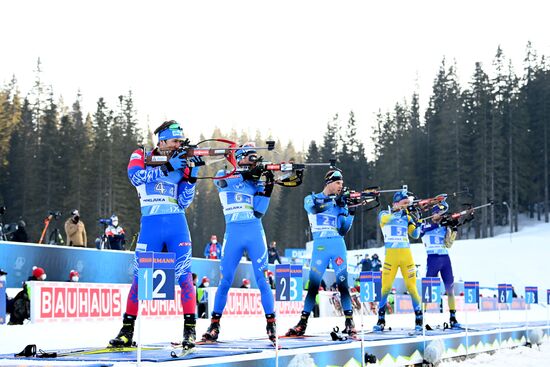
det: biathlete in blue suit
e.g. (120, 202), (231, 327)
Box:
(201, 143), (277, 343)
(420, 201), (473, 329)
(286, 169), (356, 337)
(109, 120), (202, 349)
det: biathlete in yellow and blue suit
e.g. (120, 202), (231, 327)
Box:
(374, 190), (423, 332)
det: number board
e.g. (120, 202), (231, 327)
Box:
(138, 252), (176, 301)
(0, 280), (6, 324)
(275, 264), (303, 301)
(464, 281), (479, 305)
(525, 286), (538, 304)
(290, 265), (303, 301)
(422, 277), (441, 304)
(497, 283), (513, 304)
(360, 271), (382, 302)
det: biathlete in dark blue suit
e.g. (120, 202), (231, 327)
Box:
(109, 120), (202, 349)
(286, 169), (356, 337)
(420, 201), (473, 329)
(201, 143), (277, 343)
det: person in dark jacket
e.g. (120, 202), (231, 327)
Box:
(371, 253), (382, 271)
(358, 254), (372, 272)
(268, 241), (282, 264)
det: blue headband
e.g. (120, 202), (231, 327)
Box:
(158, 123), (184, 141)
(393, 190), (408, 203)
(325, 170), (343, 184)
(235, 145), (257, 161)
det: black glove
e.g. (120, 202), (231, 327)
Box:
(263, 170), (275, 197)
(335, 188), (350, 207)
(249, 165), (264, 180)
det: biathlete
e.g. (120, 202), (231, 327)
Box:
(109, 120), (201, 349)
(286, 169), (357, 337)
(420, 201), (474, 329)
(201, 143), (277, 343)
(374, 190), (423, 332)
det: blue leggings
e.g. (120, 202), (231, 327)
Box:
(126, 214), (195, 315)
(304, 236), (352, 313)
(213, 220), (274, 315)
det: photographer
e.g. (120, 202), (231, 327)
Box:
(12, 220), (29, 243)
(105, 215), (126, 250)
(64, 209), (87, 247)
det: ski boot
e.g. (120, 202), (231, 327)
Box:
(201, 313), (221, 342)
(182, 314), (196, 349)
(414, 310), (423, 332)
(266, 314), (277, 344)
(449, 310), (461, 329)
(109, 313), (136, 347)
(343, 310), (357, 336)
(285, 311), (310, 336)
(373, 308), (385, 332)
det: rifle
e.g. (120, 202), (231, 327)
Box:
(144, 139), (276, 179)
(239, 158), (337, 188)
(438, 202), (494, 228)
(339, 185), (408, 211)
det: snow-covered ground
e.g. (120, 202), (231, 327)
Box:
(1, 217), (550, 366)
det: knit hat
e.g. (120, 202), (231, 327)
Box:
(32, 266), (46, 280)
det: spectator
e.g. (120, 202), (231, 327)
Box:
(267, 241), (281, 264)
(266, 271), (275, 289)
(29, 266), (47, 281)
(240, 278), (251, 289)
(192, 273), (198, 287)
(69, 270), (80, 282)
(9, 266), (46, 325)
(204, 235), (222, 259)
(105, 215), (126, 250)
(12, 220), (29, 243)
(197, 276), (210, 318)
(371, 253), (382, 271)
(64, 210), (87, 247)
(358, 254), (372, 272)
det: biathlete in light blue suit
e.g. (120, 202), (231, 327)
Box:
(286, 169), (357, 337)
(201, 143), (277, 343)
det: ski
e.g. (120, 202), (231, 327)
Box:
(15, 345), (162, 358)
(170, 347), (194, 359)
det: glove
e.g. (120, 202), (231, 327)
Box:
(335, 188), (350, 207)
(249, 165), (264, 180)
(167, 150), (187, 171)
(263, 169), (275, 184)
(188, 156), (204, 178)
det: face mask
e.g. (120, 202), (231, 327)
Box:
(211, 240), (217, 244)
(40, 274), (47, 281)
(203, 282), (210, 287)
(71, 276), (79, 282)
(112, 220), (118, 227)
(0, 275), (6, 282)
(73, 215), (80, 222)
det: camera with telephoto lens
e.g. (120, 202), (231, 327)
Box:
(48, 210), (62, 219)
(0, 206), (6, 215)
(99, 218), (112, 225)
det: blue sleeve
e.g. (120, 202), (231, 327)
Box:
(337, 208), (354, 236)
(253, 178), (270, 218)
(177, 180), (196, 209)
(127, 150), (167, 187)
(253, 195), (271, 218)
(204, 243), (209, 258)
(304, 193), (332, 214)
(410, 225), (421, 240)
